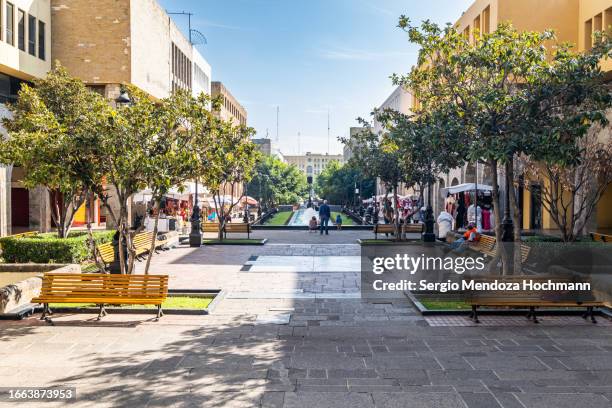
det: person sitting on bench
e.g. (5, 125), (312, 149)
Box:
(449, 223), (479, 253)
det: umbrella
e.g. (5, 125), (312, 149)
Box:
(241, 196), (258, 206)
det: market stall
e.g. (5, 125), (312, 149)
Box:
(439, 183), (494, 232)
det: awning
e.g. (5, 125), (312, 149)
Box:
(440, 183), (493, 197)
(241, 196), (259, 206)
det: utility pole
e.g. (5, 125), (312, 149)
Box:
(297, 132), (301, 155)
(276, 106), (280, 144)
(327, 109), (330, 154)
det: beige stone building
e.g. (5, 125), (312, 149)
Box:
(284, 152), (343, 181)
(436, 0), (612, 233)
(50, 0), (200, 101)
(0, 0), (51, 236)
(46, 0), (214, 229)
(211, 81), (247, 126)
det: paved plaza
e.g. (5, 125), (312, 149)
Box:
(1, 230), (611, 407)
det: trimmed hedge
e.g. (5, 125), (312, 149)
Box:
(0, 231), (115, 264)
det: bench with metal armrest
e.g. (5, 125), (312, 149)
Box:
(32, 272), (169, 321)
(224, 223), (251, 239)
(466, 275), (604, 324)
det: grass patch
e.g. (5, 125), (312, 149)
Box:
(331, 212), (354, 226)
(265, 211), (293, 225)
(419, 299), (471, 310)
(202, 238), (265, 245)
(358, 239), (400, 245)
(50, 296), (213, 310)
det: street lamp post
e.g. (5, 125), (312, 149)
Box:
(189, 179), (202, 247)
(423, 178), (436, 242)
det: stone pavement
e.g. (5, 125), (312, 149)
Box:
(0, 230), (611, 407)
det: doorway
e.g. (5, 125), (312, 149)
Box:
(11, 188), (29, 227)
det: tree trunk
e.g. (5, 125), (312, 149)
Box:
(393, 185), (400, 241)
(118, 218), (126, 274)
(506, 160), (523, 275)
(143, 198), (160, 275)
(490, 159), (509, 275)
(85, 191), (106, 272)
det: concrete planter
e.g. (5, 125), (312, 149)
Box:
(0, 264), (80, 315)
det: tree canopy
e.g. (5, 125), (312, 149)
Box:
(315, 160), (375, 205)
(246, 155), (307, 208)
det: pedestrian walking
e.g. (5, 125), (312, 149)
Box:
(319, 200), (331, 235)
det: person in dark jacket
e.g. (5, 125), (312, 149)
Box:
(319, 200), (331, 235)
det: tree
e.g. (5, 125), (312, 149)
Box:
(199, 121), (258, 240)
(141, 90), (211, 274)
(380, 108), (468, 239)
(1, 64), (110, 238)
(520, 132), (612, 242)
(396, 20), (612, 272)
(97, 85), (163, 274)
(340, 120), (407, 238)
(315, 160), (375, 205)
(246, 155), (307, 208)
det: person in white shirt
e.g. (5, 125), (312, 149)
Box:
(437, 210), (454, 240)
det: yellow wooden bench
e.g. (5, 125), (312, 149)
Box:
(32, 272), (169, 321)
(373, 223), (395, 239)
(133, 231), (155, 258)
(448, 233), (531, 263)
(0, 231), (38, 251)
(81, 241), (116, 273)
(590, 232), (611, 243)
(466, 275), (604, 324)
(469, 235), (497, 258)
(402, 223), (423, 234)
(202, 223), (220, 233)
(224, 223), (251, 239)
(8, 231), (38, 239)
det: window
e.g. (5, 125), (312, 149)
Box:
(595, 13), (603, 33)
(473, 15), (481, 41)
(482, 6), (490, 34)
(28, 14), (35, 55)
(606, 8), (612, 33)
(0, 72), (27, 103)
(38, 20), (45, 60)
(6, 2), (14, 46)
(17, 9), (25, 51)
(585, 18), (593, 50)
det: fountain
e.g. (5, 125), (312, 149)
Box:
(288, 207), (319, 226)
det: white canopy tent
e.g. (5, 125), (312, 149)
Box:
(133, 182), (212, 203)
(439, 183), (493, 198)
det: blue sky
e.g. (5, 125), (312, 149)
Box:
(159, 0), (473, 155)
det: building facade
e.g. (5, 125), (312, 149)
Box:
(372, 85), (415, 199)
(283, 152), (344, 181)
(0, 0), (51, 236)
(438, 0), (612, 234)
(211, 81), (247, 126)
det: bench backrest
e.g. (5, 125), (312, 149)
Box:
(98, 242), (115, 264)
(590, 232), (609, 243)
(402, 224), (423, 233)
(202, 223), (220, 232)
(466, 275), (597, 304)
(133, 232), (154, 248)
(225, 223), (250, 232)
(475, 235), (496, 250)
(40, 273), (169, 300)
(374, 224), (395, 233)
(520, 244), (531, 263)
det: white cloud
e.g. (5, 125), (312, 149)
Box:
(316, 46), (415, 61)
